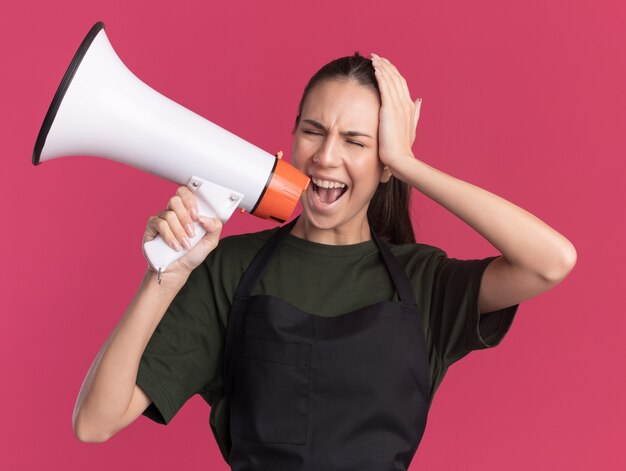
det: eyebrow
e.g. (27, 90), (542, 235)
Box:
(301, 119), (374, 139)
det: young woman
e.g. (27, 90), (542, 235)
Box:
(72, 53), (576, 469)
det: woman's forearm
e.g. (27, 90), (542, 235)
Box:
(72, 269), (187, 441)
(393, 156), (577, 281)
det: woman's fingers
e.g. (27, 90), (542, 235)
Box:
(143, 185), (200, 250)
(414, 98), (422, 129)
(372, 58), (391, 104)
(167, 194), (196, 239)
(197, 216), (222, 243)
(142, 186), (224, 277)
(371, 53), (402, 107)
(381, 56), (413, 104)
(173, 215), (222, 274)
(372, 54), (414, 110)
(372, 54), (423, 142)
(175, 186), (200, 222)
(370, 53), (423, 164)
(145, 213), (183, 251)
(160, 208), (192, 250)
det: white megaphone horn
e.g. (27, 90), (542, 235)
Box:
(33, 22), (309, 275)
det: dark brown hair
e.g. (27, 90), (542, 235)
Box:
(292, 52), (416, 244)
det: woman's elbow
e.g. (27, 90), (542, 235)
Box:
(545, 242), (577, 283)
(73, 412), (113, 443)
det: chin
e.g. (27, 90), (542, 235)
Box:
(299, 207), (339, 230)
(299, 203), (366, 234)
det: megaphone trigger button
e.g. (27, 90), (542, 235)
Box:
(240, 209), (246, 214)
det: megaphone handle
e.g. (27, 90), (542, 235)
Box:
(143, 177), (244, 274)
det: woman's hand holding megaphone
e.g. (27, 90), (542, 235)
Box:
(142, 186), (222, 285)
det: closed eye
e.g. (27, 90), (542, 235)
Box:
(303, 129), (364, 147)
(347, 140), (364, 148)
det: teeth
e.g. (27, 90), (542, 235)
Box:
(312, 177), (346, 189)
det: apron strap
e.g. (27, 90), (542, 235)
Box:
(370, 230), (417, 308)
(232, 217), (299, 301)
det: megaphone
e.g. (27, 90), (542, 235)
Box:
(33, 22), (309, 275)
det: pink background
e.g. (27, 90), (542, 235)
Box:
(1, 0), (624, 469)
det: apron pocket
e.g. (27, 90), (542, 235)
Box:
(231, 334), (311, 445)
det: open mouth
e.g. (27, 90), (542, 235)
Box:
(311, 177), (348, 205)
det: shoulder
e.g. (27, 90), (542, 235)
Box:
(386, 240), (448, 275)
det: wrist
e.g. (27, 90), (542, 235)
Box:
(143, 266), (189, 293)
(387, 152), (418, 181)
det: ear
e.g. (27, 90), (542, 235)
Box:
(380, 166), (392, 183)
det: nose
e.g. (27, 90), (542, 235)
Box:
(313, 134), (341, 168)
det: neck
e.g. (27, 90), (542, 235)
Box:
(290, 214), (372, 245)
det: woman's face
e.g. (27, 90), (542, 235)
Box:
(292, 78), (390, 238)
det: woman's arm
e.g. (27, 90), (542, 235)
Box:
(72, 270), (187, 442)
(395, 157), (576, 312)
(370, 53), (577, 313)
(73, 187), (222, 442)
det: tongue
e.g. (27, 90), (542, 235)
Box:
(318, 187), (344, 204)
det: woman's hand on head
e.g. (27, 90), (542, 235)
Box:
(142, 186), (222, 282)
(370, 53), (422, 175)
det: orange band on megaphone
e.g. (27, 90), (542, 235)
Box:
(252, 158), (310, 222)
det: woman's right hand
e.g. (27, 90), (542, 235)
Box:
(142, 186), (223, 281)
